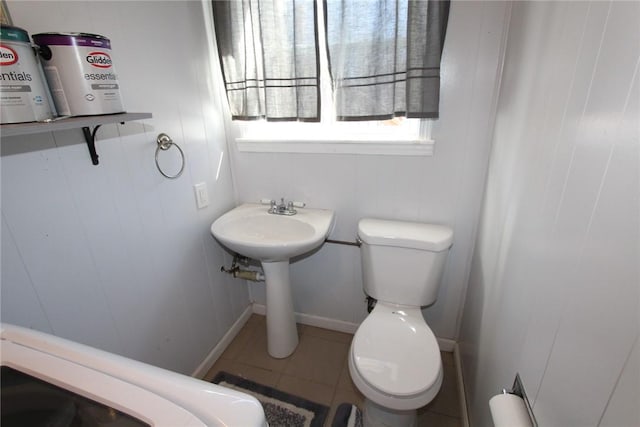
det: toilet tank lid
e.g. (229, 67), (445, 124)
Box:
(358, 219), (453, 252)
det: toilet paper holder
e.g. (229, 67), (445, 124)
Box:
(500, 374), (538, 427)
(503, 373), (526, 398)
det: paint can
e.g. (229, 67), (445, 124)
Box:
(0, 25), (54, 124)
(32, 32), (125, 116)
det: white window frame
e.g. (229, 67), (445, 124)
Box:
(236, 120), (433, 155)
(228, 1), (435, 156)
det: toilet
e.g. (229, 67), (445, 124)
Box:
(349, 218), (454, 427)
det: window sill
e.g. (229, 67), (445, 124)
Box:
(235, 138), (434, 156)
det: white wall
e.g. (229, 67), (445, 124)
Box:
(227, 1), (511, 339)
(1, 1), (249, 375)
(459, 1), (639, 426)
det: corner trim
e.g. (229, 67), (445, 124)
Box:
(453, 342), (470, 427)
(191, 304), (253, 379)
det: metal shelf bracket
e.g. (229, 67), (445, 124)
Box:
(82, 125), (101, 165)
(81, 121), (125, 165)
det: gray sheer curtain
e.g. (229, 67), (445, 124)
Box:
(212, 0), (320, 121)
(325, 0), (449, 120)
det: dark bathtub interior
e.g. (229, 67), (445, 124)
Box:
(1, 366), (150, 427)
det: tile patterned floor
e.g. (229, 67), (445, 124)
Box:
(204, 314), (463, 427)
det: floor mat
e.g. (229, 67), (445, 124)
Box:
(212, 371), (329, 427)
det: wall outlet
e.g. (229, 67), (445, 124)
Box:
(194, 182), (209, 209)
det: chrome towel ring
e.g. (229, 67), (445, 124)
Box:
(155, 133), (185, 179)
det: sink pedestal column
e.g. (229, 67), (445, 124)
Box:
(261, 261), (298, 358)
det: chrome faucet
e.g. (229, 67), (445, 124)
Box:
(265, 198), (305, 215)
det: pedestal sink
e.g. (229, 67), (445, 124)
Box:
(211, 203), (335, 358)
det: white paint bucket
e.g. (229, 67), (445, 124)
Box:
(32, 32), (125, 116)
(0, 25), (54, 124)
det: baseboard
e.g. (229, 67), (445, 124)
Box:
(251, 303), (456, 352)
(437, 337), (456, 352)
(191, 305), (253, 379)
(453, 343), (470, 427)
(252, 303), (360, 334)
(251, 303), (266, 315)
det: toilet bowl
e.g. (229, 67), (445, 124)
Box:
(349, 218), (453, 427)
(349, 304), (443, 427)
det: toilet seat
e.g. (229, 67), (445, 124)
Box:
(350, 304), (443, 410)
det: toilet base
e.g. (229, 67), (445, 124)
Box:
(363, 399), (417, 427)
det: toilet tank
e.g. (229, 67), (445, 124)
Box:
(358, 219), (453, 307)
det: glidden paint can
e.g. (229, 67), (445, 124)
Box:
(32, 32), (125, 116)
(0, 25), (54, 124)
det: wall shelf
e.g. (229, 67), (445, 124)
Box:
(1, 112), (152, 165)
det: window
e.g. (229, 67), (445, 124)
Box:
(210, 0), (449, 155)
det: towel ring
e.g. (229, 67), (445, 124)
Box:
(155, 133), (185, 179)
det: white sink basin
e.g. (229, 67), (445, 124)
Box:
(211, 203), (335, 262)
